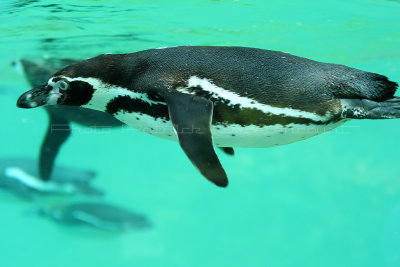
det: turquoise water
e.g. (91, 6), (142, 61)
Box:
(1, 0), (400, 266)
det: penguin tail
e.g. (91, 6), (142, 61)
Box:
(332, 71), (398, 101)
(364, 74), (398, 101)
(341, 97), (400, 119)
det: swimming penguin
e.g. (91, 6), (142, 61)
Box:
(16, 59), (124, 181)
(37, 202), (151, 231)
(0, 157), (103, 200)
(17, 46), (399, 187)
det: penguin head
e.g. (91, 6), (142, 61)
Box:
(17, 74), (95, 109)
(17, 54), (123, 109)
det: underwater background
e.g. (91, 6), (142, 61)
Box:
(1, 0), (400, 266)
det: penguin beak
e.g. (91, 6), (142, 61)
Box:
(17, 84), (52, 108)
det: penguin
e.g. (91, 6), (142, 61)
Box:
(0, 157), (103, 200)
(37, 202), (151, 231)
(17, 59), (124, 181)
(17, 46), (399, 187)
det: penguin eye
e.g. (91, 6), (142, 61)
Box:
(56, 80), (68, 90)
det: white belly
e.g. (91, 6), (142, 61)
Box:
(115, 111), (348, 148)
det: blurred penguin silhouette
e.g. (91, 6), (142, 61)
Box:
(0, 157), (103, 200)
(37, 202), (151, 231)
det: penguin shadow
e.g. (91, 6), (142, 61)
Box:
(0, 156), (152, 235)
(7, 58), (152, 234)
(32, 201), (152, 237)
(0, 157), (103, 201)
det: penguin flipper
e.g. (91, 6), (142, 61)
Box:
(219, 147), (235, 156)
(39, 110), (71, 181)
(163, 92), (228, 187)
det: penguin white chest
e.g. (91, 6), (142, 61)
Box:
(113, 111), (347, 148)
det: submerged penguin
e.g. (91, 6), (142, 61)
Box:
(0, 157), (103, 200)
(17, 46), (399, 187)
(37, 202), (151, 231)
(16, 59), (124, 181)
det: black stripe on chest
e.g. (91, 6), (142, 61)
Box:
(106, 95), (169, 119)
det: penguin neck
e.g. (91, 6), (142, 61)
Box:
(69, 76), (162, 114)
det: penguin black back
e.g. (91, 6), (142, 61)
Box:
(54, 46), (398, 115)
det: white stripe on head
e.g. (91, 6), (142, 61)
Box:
(46, 77), (62, 105)
(58, 76), (165, 111)
(186, 76), (331, 122)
